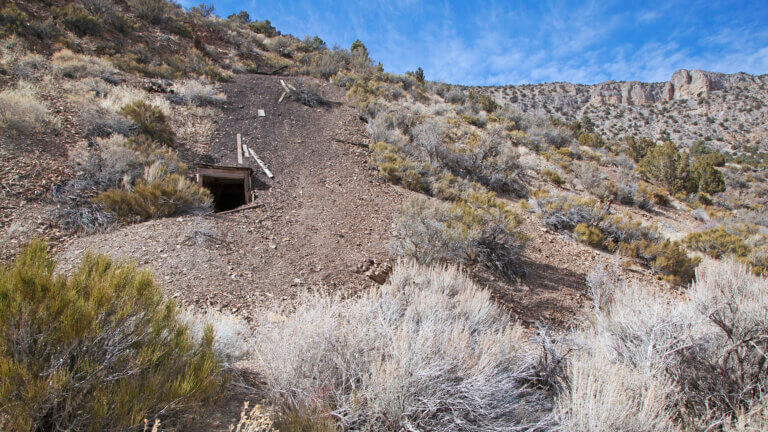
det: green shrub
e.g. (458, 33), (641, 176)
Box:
(95, 167), (212, 222)
(163, 49), (232, 81)
(692, 156), (726, 194)
(430, 171), (472, 202)
(537, 193), (604, 231)
(542, 169), (565, 186)
(131, 0), (170, 24)
(637, 183), (669, 207)
(82, 0), (132, 33)
(478, 94), (500, 113)
(163, 17), (193, 38)
(637, 141), (698, 194)
(467, 89), (500, 113)
(121, 100), (175, 146)
(110, 53), (175, 79)
(574, 223), (612, 250)
(622, 135), (655, 162)
(599, 214), (659, 245)
(369, 142), (429, 193)
(52, 4), (103, 36)
(621, 239), (700, 285)
(684, 227), (751, 259)
(299, 47), (350, 79)
(577, 133), (604, 148)
(0, 241), (224, 431)
(651, 240), (701, 285)
(0, 4), (29, 36)
(248, 19), (280, 37)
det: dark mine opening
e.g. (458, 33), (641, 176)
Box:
(196, 165), (253, 213)
(203, 177), (246, 212)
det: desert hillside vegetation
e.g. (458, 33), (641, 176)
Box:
(1, 0), (768, 430)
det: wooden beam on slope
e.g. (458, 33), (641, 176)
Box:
(248, 147), (274, 179)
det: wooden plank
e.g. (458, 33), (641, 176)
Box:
(236, 133), (243, 165)
(214, 202), (263, 216)
(248, 147), (274, 179)
(198, 171), (249, 180)
(197, 164), (252, 173)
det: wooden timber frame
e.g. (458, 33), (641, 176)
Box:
(196, 164), (253, 212)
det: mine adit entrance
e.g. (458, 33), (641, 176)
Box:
(196, 165), (253, 212)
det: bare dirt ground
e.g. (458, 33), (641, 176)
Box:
(59, 74), (409, 318)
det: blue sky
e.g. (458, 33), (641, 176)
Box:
(184, 0), (768, 86)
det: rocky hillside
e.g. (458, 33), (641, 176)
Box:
(485, 69), (768, 152)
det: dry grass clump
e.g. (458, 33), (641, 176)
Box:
(100, 84), (172, 115)
(53, 134), (209, 231)
(255, 261), (557, 432)
(0, 82), (50, 136)
(230, 403), (278, 432)
(50, 49), (115, 78)
(558, 259), (768, 430)
(174, 80), (227, 106)
(95, 161), (212, 222)
(120, 100), (176, 146)
(0, 37), (46, 78)
(181, 308), (254, 365)
(285, 79), (330, 107)
(0, 241), (225, 431)
(557, 353), (678, 432)
(391, 193), (526, 280)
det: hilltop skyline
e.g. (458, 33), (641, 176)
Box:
(183, 0), (768, 86)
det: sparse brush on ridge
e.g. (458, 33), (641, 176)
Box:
(254, 261), (558, 432)
(0, 241), (225, 431)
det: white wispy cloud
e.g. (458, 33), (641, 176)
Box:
(212, 0), (768, 85)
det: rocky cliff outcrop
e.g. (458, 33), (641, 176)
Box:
(487, 69), (768, 150)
